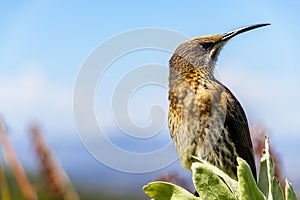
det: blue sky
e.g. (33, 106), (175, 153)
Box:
(1, 0), (300, 191)
(1, 1), (299, 132)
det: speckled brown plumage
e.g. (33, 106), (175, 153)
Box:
(168, 24), (270, 179)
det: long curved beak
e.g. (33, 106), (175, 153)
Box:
(222, 23), (270, 41)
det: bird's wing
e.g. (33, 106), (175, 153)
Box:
(223, 86), (257, 178)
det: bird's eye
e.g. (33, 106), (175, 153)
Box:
(201, 42), (213, 50)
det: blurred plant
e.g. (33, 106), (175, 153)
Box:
(30, 125), (80, 200)
(0, 156), (11, 200)
(0, 118), (37, 200)
(143, 136), (297, 200)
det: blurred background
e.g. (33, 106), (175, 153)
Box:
(0, 1), (300, 199)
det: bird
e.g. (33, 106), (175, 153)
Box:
(168, 23), (270, 179)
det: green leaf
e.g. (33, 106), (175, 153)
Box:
(264, 136), (274, 200)
(258, 150), (268, 197)
(143, 181), (198, 200)
(285, 179), (297, 200)
(237, 157), (266, 200)
(271, 178), (283, 200)
(192, 162), (236, 200)
(192, 157), (239, 198)
(259, 135), (278, 200)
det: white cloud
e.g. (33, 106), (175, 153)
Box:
(0, 66), (73, 134)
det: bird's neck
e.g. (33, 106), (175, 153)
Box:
(196, 65), (215, 80)
(169, 54), (217, 84)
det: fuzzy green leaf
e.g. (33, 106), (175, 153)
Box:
(258, 150), (269, 197)
(271, 178), (284, 200)
(192, 158), (239, 198)
(259, 135), (278, 200)
(265, 136), (274, 199)
(237, 157), (266, 200)
(285, 179), (297, 200)
(192, 162), (236, 200)
(143, 181), (198, 200)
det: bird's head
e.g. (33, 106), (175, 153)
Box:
(170, 23), (270, 76)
